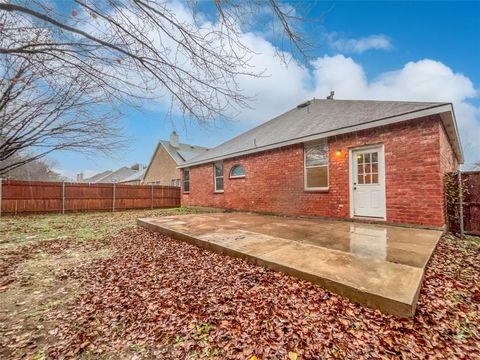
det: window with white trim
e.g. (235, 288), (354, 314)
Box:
(214, 162), (224, 192)
(229, 164), (245, 178)
(183, 169), (190, 193)
(304, 140), (328, 189)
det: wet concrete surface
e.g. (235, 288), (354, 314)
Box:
(138, 212), (442, 317)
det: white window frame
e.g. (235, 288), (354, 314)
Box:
(214, 162), (224, 193)
(229, 164), (246, 179)
(183, 169), (190, 193)
(304, 140), (329, 190)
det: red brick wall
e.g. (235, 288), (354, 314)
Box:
(182, 115), (459, 228)
(438, 123), (459, 221)
(439, 123), (458, 174)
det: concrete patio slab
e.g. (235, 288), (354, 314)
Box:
(138, 213), (442, 317)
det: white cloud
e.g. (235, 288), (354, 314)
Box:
(310, 55), (479, 162)
(229, 32), (312, 123)
(328, 34), (392, 53)
(216, 50), (480, 163)
(76, 1), (480, 163)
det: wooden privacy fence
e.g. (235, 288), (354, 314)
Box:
(462, 171), (480, 236)
(0, 179), (180, 215)
(446, 171), (480, 236)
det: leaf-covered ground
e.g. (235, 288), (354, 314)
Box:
(1, 210), (479, 359)
(0, 207), (206, 360)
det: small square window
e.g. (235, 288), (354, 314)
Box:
(357, 174), (364, 184)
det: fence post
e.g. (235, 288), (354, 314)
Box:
(458, 171), (464, 238)
(0, 178), (2, 217)
(62, 181), (65, 214)
(112, 183), (116, 212)
(151, 184), (154, 209)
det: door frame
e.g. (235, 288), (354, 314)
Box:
(349, 144), (387, 220)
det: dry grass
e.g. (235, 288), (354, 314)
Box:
(0, 207), (204, 360)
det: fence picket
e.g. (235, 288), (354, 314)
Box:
(0, 180), (180, 215)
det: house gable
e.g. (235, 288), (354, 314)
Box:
(143, 143), (180, 185)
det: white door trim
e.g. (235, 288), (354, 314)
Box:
(349, 144), (387, 220)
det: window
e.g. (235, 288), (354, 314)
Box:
(214, 162), (224, 192)
(183, 169), (190, 193)
(304, 140), (328, 189)
(356, 152), (379, 185)
(171, 179), (181, 187)
(229, 164), (245, 178)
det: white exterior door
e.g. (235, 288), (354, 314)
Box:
(351, 146), (386, 219)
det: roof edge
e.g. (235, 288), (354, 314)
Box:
(143, 141), (164, 180)
(439, 103), (464, 164)
(179, 103), (459, 168)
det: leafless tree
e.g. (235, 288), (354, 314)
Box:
(2, 153), (64, 181)
(0, 38), (123, 174)
(0, 0), (315, 174)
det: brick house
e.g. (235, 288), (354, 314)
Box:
(143, 131), (209, 186)
(179, 99), (463, 228)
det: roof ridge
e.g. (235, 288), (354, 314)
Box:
(159, 139), (209, 150)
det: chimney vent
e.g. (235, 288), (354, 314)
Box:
(76, 173), (84, 182)
(170, 131), (179, 148)
(326, 91), (335, 100)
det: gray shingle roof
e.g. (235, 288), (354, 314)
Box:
(95, 167), (138, 183)
(158, 140), (209, 165)
(118, 168), (146, 183)
(84, 170), (112, 183)
(180, 99), (462, 167)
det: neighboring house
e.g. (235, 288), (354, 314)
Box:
(76, 170), (112, 183)
(143, 131), (209, 186)
(179, 99), (463, 228)
(77, 164), (146, 184)
(118, 165), (146, 185)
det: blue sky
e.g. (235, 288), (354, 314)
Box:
(52, 1), (480, 179)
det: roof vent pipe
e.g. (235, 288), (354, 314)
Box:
(326, 91), (335, 100)
(296, 100), (311, 109)
(170, 130), (179, 148)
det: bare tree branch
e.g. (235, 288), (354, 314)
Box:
(0, 0), (316, 174)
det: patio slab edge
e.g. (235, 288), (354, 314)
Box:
(138, 218), (422, 318)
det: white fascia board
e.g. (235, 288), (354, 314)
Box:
(439, 104), (464, 164)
